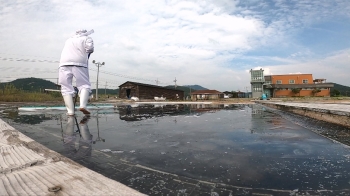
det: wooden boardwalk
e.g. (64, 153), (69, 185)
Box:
(0, 118), (146, 196)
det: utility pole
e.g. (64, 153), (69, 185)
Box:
(92, 60), (105, 101)
(245, 86), (248, 98)
(173, 77), (177, 89)
(155, 78), (159, 86)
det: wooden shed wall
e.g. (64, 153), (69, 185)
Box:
(119, 82), (139, 99)
(138, 86), (184, 100)
(119, 82), (184, 100)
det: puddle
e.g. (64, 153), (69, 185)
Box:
(1, 103), (350, 195)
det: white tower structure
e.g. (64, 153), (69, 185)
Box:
(250, 68), (265, 99)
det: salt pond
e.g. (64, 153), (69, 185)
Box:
(1, 103), (350, 195)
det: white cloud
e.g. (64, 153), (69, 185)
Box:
(0, 0), (349, 91)
(265, 49), (350, 85)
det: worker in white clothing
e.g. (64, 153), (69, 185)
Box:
(59, 29), (94, 115)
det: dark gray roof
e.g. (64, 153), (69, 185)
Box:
(119, 81), (184, 92)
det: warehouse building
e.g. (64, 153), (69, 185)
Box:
(119, 81), (184, 100)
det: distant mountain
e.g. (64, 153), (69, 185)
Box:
(0, 77), (118, 95)
(331, 83), (350, 96)
(0, 77), (58, 91)
(183, 85), (208, 90)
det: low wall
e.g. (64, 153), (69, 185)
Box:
(258, 102), (350, 128)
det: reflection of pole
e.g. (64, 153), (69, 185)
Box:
(97, 115), (99, 134)
(92, 60), (105, 101)
(93, 116), (105, 144)
(60, 115), (64, 143)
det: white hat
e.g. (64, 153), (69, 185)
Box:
(76, 29), (88, 35)
(74, 29), (94, 37)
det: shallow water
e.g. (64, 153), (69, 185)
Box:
(1, 103), (350, 195)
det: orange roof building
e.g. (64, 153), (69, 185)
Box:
(250, 69), (334, 98)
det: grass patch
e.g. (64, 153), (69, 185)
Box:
(0, 92), (63, 102)
(0, 84), (63, 102)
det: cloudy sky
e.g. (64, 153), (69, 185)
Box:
(1, 0), (349, 91)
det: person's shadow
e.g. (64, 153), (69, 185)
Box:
(62, 116), (93, 160)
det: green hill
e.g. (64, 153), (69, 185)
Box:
(184, 84), (208, 90)
(0, 77), (118, 95)
(0, 77), (58, 92)
(331, 83), (350, 97)
(165, 84), (211, 98)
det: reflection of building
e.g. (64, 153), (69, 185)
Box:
(250, 105), (283, 133)
(189, 104), (222, 113)
(189, 104), (246, 113)
(118, 104), (248, 121)
(251, 104), (264, 116)
(118, 104), (185, 121)
(250, 69), (334, 98)
(118, 81), (184, 100)
(190, 90), (224, 100)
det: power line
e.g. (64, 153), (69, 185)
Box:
(0, 56), (181, 87)
(0, 57), (59, 63)
(0, 53), (58, 60)
(89, 68), (172, 85)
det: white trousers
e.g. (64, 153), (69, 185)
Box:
(58, 66), (91, 95)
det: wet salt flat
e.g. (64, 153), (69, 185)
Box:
(1, 103), (350, 195)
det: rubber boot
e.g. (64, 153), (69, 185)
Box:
(63, 116), (78, 157)
(63, 94), (75, 116)
(64, 116), (75, 137)
(79, 116), (92, 140)
(79, 88), (91, 115)
(78, 119), (93, 157)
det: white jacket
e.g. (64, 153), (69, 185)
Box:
(59, 34), (94, 67)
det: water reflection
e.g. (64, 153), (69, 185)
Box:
(2, 103), (350, 194)
(251, 104), (264, 116)
(117, 104), (247, 121)
(60, 115), (105, 159)
(118, 104), (185, 121)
